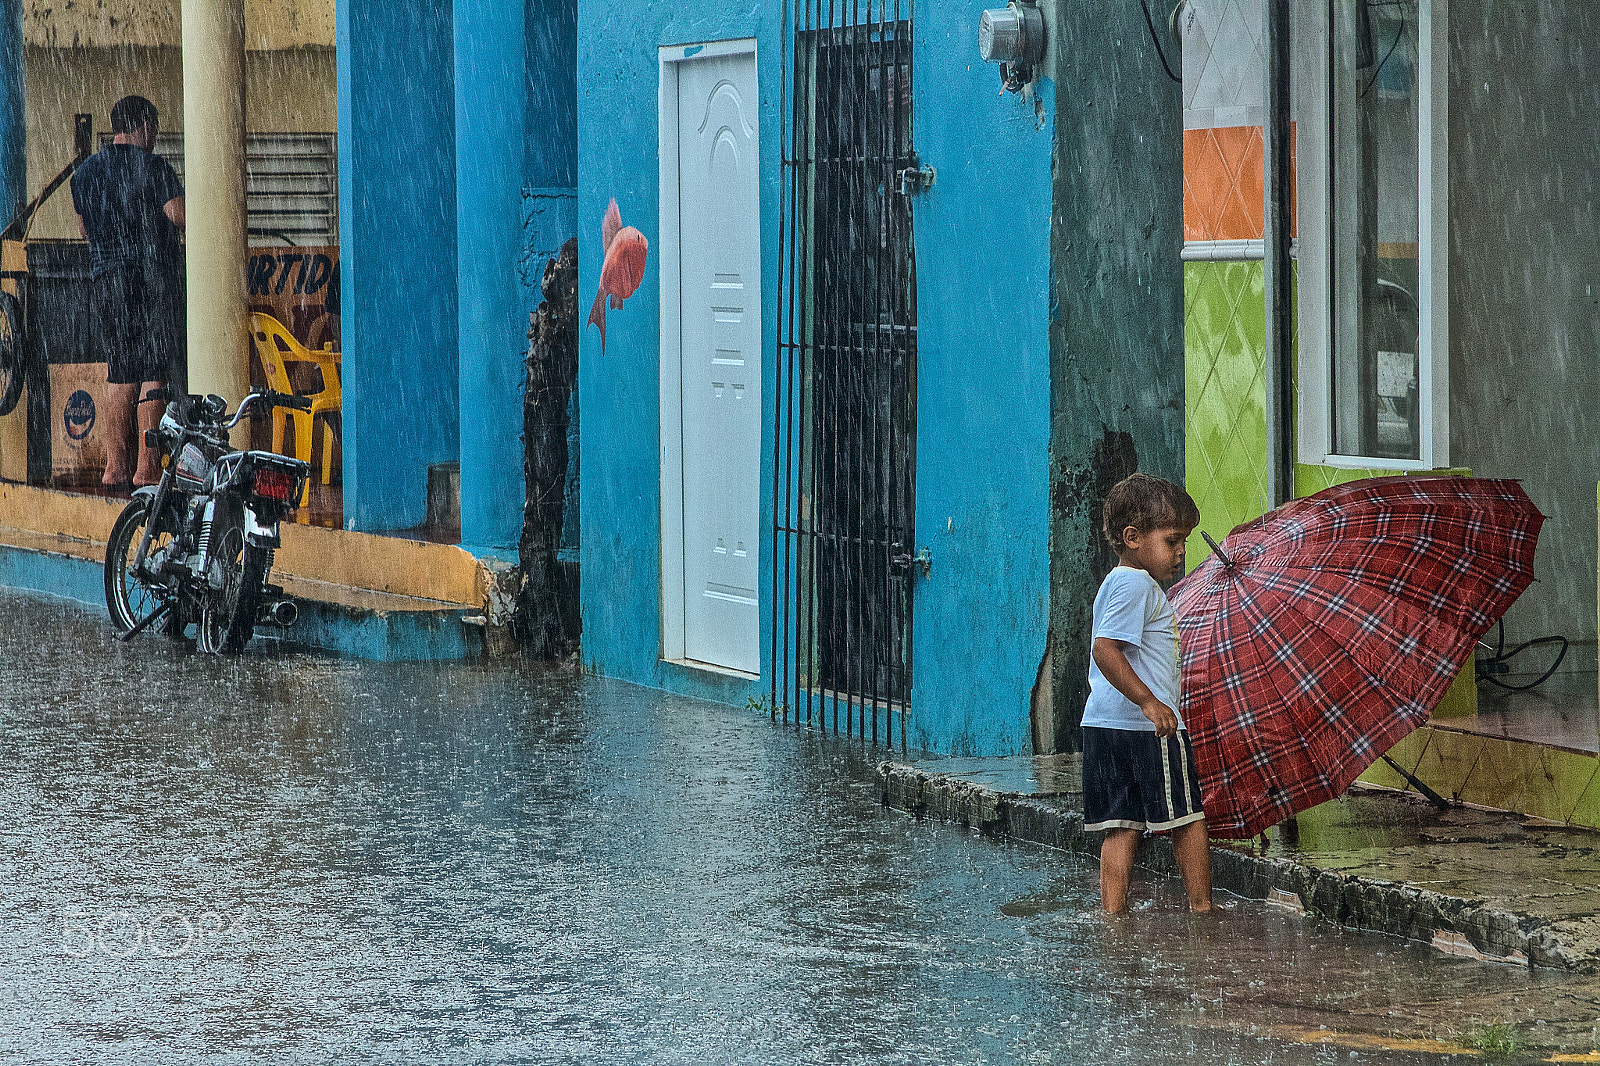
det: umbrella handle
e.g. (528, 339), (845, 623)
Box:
(1201, 531), (1233, 568)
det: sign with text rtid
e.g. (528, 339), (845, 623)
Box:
(247, 245), (340, 355)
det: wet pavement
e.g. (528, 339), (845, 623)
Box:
(5, 589), (1600, 1063)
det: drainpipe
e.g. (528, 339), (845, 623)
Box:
(0, 0), (22, 226)
(1262, 0), (1295, 507)
(181, 0), (250, 402)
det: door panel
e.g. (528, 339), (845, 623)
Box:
(678, 52), (761, 674)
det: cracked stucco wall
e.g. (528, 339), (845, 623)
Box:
(1046, 5), (1186, 753)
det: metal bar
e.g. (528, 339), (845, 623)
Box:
(835, 10), (850, 734)
(1263, 0), (1295, 506)
(773, 0), (792, 725)
(846, 0), (865, 738)
(801, 0), (820, 730)
(868, 3), (889, 744)
(898, 10), (915, 748)
(792, 0), (809, 728)
(823, 0), (841, 735)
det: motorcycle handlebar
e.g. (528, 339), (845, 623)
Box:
(155, 389), (314, 432)
(223, 390), (313, 428)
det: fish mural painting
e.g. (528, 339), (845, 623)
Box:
(587, 199), (649, 354)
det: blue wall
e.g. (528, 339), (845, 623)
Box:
(576, 5), (779, 706)
(337, 0), (461, 533)
(906, 13), (1053, 756)
(455, 0), (530, 555)
(523, 0), (579, 286)
(576, 1), (1054, 751)
(1, 0), (24, 223)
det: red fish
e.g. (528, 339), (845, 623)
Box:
(587, 198), (649, 354)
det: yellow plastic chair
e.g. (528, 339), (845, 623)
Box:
(248, 312), (341, 486)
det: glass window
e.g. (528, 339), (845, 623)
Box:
(1301, 0), (1445, 469)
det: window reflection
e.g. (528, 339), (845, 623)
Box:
(1330, 0), (1421, 461)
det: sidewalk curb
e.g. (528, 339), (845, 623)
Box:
(877, 760), (1599, 972)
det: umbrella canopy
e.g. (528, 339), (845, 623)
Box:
(1169, 476), (1543, 839)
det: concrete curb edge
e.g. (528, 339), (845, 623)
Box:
(877, 760), (1597, 972)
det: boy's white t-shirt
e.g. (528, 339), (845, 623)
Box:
(1083, 565), (1184, 732)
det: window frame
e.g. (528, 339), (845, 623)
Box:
(1296, 0), (1449, 471)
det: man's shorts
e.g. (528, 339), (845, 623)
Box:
(1082, 726), (1205, 833)
(92, 267), (183, 386)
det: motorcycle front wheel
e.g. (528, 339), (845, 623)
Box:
(104, 496), (176, 635)
(197, 519), (270, 655)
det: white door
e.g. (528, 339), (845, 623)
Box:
(676, 51), (761, 673)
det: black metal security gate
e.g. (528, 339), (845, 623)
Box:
(771, 0), (917, 746)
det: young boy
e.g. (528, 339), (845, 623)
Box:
(1083, 473), (1212, 914)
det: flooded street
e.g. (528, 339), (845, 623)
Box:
(3, 589), (1599, 1064)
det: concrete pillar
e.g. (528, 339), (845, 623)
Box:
(454, 0), (527, 554)
(336, 0), (459, 533)
(1047, 4), (1185, 753)
(181, 0), (249, 402)
(0, 0), (23, 224)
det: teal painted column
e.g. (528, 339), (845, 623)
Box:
(454, 0), (528, 555)
(523, 0), (577, 285)
(1047, 5), (1186, 752)
(0, 0), (22, 224)
(336, 0), (460, 532)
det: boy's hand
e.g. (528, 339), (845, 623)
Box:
(1139, 699), (1179, 738)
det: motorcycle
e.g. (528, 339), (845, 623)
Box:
(104, 388), (313, 655)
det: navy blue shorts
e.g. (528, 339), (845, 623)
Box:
(93, 267), (183, 386)
(1082, 726), (1205, 833)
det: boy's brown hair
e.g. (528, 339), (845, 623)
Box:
(1101, 473), (1200, 553)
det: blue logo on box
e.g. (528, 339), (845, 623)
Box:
(63, 389), (96, 442)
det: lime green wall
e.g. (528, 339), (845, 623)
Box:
(1183, 260), (1268, 559)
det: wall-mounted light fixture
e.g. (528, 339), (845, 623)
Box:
(978, 1), (1046, 93)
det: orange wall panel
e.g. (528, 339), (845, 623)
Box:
(1182, 124), (1297, 243)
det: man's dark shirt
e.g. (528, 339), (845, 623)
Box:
(70, 144), (184, 281)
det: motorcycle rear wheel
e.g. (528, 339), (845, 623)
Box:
(197, 520), (270, 655)
(104, 496), (176, 635)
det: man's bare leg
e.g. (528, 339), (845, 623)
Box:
(101, 381), (139, 486)
(1172, 818), (1214, 912)
(132, 380), (167, 485)
(1099, 827), (1141, 913)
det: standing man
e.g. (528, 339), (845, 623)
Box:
(70, 95), (185, 490)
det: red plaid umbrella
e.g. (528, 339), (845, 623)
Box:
(1168, 476), (1543, 839)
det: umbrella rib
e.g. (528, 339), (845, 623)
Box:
(1178, 583), (1254, 835)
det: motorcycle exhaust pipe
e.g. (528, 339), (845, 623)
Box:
(266, 599), (298, 628)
